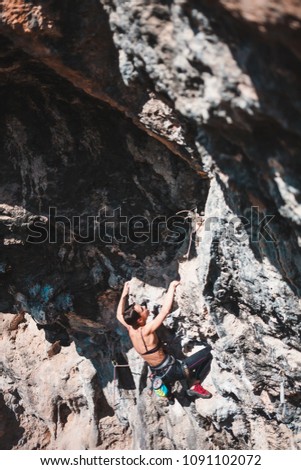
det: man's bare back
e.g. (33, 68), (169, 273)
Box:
(129, 328), (166, 367)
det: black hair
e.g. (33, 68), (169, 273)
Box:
(124, 308), (140, 327)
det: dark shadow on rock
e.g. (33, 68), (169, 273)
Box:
(0, 36), (205, 315)
(112, 353), (136, 391)
(0, 3), (211, 407)
(91, 375), (115, 423)
(37, 322), (71, 347)
(156, 324), (186, 360)
(0, 394), (24, 450)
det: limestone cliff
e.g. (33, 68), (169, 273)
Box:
(0, 0), (300, 450)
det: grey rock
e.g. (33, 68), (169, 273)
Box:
(0, 0), (300, 451)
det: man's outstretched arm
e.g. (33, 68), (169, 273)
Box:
(116, 281), (130, 329)
(144, 280), (180, 334)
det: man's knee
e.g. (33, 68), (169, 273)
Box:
(203, 344), (212, 355)
(203, 345), (213, 364)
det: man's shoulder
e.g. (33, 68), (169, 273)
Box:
(143, 321), (158, 335)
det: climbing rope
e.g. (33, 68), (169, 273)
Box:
(279, 369), (287, 420)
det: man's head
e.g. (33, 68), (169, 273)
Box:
(124, 302), (150, 328)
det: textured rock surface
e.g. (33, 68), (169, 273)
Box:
(0, 0), (301, 450)
(0, 313), (131, 449)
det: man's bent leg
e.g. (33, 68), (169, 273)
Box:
(184, 346), (213, 399)
(184, 345), (212, 377)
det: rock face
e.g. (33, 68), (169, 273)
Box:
(0, 313), (131, 449)
(0, 0), (301, 450)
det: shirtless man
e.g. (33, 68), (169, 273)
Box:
(117, 280), (212, 398)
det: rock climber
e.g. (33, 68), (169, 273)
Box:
(116, 280), (212, 399)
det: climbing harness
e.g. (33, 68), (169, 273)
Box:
(111, 358), (175, 406)
(148, 355), (178, 404)
(149, 354), (175, 376)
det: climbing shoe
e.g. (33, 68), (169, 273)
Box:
(187, 384), (212, 399)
